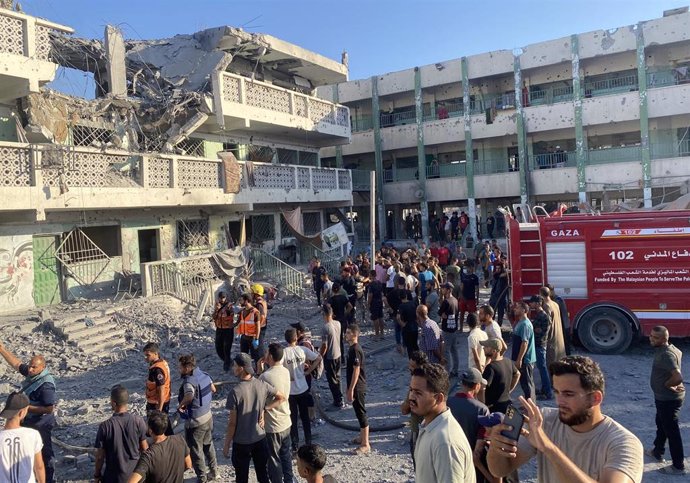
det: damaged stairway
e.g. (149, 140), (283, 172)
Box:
(43, 310), (133, 358)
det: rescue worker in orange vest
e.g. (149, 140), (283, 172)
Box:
(213, 291), (235, 372)
(235, 293), (262, 366)
(251, 284), (269, 361)
(143, 342), (173, 435)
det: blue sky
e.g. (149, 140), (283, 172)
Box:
(20, 0), (688, 89)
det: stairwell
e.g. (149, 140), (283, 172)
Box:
(44, 310), (133, 357)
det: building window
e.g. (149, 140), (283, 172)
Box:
(248, 215), (275, 242)
(176, 138), (205, 157)
(176, 219), (210, 252)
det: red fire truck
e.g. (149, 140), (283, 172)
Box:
(503, 205), (690, 354)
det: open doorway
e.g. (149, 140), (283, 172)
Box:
(138, 229), (160, 263)
(228, 221), (242, 247)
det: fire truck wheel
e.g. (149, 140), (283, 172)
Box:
(578, 307), (633, 355)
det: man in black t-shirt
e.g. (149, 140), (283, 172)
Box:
(95, 386), (148, 483)
(397, 291), (419, 358)
(328, 282), (352, 358)
(345, 324), (370, 454)
(130, 411), (191, 483)
(438, 282), (460, 377)
(459, 263), (480, 332)
(312, 259), (326, 305)
(479, 339), (519, 414)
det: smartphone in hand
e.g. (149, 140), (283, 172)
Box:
(500, 404), (525, 442)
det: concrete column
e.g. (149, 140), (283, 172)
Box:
(414, 67), (429, 241)
(104, 26), (127, 96)
(514, 54), (529, 205)
(636, 23), (652, 208)
(462, 57), (478, 245)
(572, 34), (587, 204)
(333, 85), (344, 168)
(273, 213), (282, 247)
(372, 76), (386, 242)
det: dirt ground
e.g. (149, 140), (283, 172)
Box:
(0, 289), (688, 482)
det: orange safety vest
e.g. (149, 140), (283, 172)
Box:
(146, 359), (171, 404)
(255, 297), (268, 328)
(237, 307), (260, 337)
(214, 302), (234, 329)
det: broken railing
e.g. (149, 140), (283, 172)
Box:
(250, 248), (305, 298)
(143, 256), (219, 307)
(297, 242), (343, 276)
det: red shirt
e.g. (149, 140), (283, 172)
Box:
(430, 247), (440, 259)
(437, 247), (450, 266)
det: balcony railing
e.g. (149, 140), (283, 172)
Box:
(584, 75), (638, 97)
(528, 85), (574, 106)
(586, 145), (641, 165)
(351, 115), (373, 132)
(219, 72), (350, 129)
(0, 142), (351, 193)
(0, 9), (72, 61)
(474, 158), (514, 175)
(380, 109), (416, 128)
(468, 92), (517, 114)
(530, 151), (577, 169)
(647, 68), (690, 89)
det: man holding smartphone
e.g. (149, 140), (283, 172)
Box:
(487, 356), (643, 483)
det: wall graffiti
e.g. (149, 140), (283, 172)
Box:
(0, 236), (34, 310)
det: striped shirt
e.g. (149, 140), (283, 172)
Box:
(419, 318), (443, 363)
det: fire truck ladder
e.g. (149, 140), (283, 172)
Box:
(514, 205), (546, 297)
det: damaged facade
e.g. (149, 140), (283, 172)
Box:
(0, 5), (352, 313)
(319, 7), (690, 241)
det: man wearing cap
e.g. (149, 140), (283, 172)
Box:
(94, 385), (148, 483)
(224, 353), (287, 483)
(480, 338), (519, 414)
(0, 392), (45, 483)
(448, 369), (490, 482)
(438, 282), (460, 377)
(0, 342), (55, 482)
(213, 291), (235, 372)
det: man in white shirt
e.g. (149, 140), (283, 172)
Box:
(409, 363), (475, 483)
(479, 304), (502, 340)
(467, 313), (488, 372)
(283, 328), (323, 452)
(260, 343), (294, 483)
(0, 392), (45, 483)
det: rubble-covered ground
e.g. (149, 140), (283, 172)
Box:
(0, 289), (688, 482)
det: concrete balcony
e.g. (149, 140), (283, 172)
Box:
(0, 8), (73, 102)
(0, 142), (352, 219)
(212, 72), (351, 148)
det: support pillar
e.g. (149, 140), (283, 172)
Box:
(572, 34), (587, 204)
(636, 23), (652, 208)
(514, 54), (529, 205)
(414, 67), (429, 241)
(372, 76), (386, 242)
(462, 57), (478, 246)
(333, 85), (344, 168)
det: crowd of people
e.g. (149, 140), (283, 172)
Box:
(0, 236), (686, 482)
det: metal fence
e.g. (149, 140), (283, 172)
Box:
(250, 248), (305, 297)
(147, 261), (215, 307)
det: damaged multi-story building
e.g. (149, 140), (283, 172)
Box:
(0, 5), (352, 313)
(318, 7), (690, 241)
